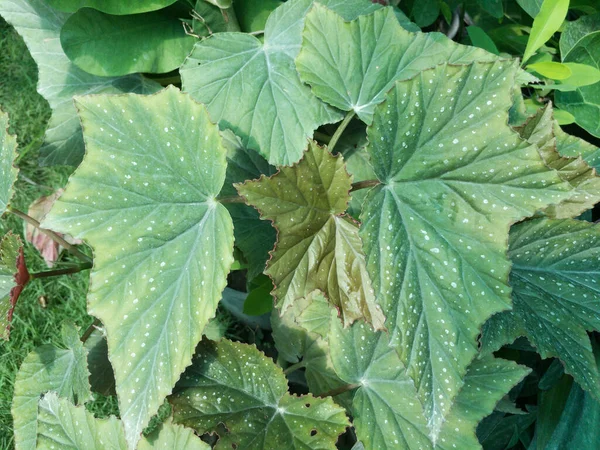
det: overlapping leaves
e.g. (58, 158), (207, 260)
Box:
(483, 218), (600, 399)
(358, 61), (571, 436)
(42, 87), (234, 448)
(237, 142), (385, 328)
(170, 339), (349, 449)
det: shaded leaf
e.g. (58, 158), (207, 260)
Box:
(467, 25), (500, 55)
(42, 87), (234, 449)
(233, 0), (282, 32)
(243, 274), (274, 316)
(359, 61), (571, 437)
(483, 218), (600, 400)
(515, 104), (600, 218)
(60, 6), (196, 76)
(220, 287), (272, 330)
(83, 327), (116, 396)
(45, 0), (177, 14)
(12, 322), (92, 450)
(296, 5), (497, 124)
(170, 338), (349, 449)
(0, 0), (161, 165)
(237, 142), (385, 329)
(192, 0), (240, 35)
(0, 233), (28, 340)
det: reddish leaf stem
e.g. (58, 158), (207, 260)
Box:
(29, 262), (93, 279)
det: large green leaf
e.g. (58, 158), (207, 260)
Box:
(42, 87), (234, 449)
(483, 218), (600, 399)
(359, 61), (572, 437)
(0, 109), (17, 214)
(37, 393), (210, 450)
(556, 31), (600, 137)
(170, 338), (349, 449)
(0, 0), (161, 165)
(328, 317), (530, 449)
(60, 6), (195, 76)
(296, 5), (496, 124)
(237, 142), (385, 329)
(12, 322), (92, 450)
(515, 104), (600, 218)
(45, 0), (177, 14)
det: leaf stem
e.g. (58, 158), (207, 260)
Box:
(313, 131), (331, 144)
(328, 110), (356, 153)
(318, 383), (361, 398)
(30, 262), (93, 279)
(350, 179), (380, 192)
(7, 206), (92, 264)
(81, 318), (102, 343)
(283, 360), (307, 375)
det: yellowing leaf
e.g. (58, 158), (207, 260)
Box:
(527, 61), (573, 80)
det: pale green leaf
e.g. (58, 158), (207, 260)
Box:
(515, 104), (600, 218)
(556, 31), (600, 137)
(42, 87), (234, 449)
(359, 61), (571, 437)
(296, 5), (497, 124)
(483, 218), (600, 400)
(328, 318), (530, 449)
(237, 142), (385, 329)
(561, 63), (600, 87)
(170, 338), (349, 449)
(0, 110), (17, 214)
(12, 322), (92, 450)
(560, 13), (600, 59)
(0, 0), (161, 165)
(193, 0), (240, 35)
(60, 6), (195, 76)
(527, 61), (572, 80)
(45, 0), (177, 14)
(523, 0), (569, 64)
(0, 233), (20, 339)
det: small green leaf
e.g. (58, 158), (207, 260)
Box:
(170, 339), (349, 449)
(483, 218), (600, 400)
(467, 25), (500, 54)
(60, 7), (196, 76)
(12, 323), (92, 450)
(412, 0), (439, 27)
(45, 0), (177, 14)
(42, 87), (234, 449)
(561, 63), (600, 87)
(554, 109), (576, 124)
(243, 274), (274, 316)
(522, 0), (569, 64)
(0, 110), (17, 215)
(237, 142), (385, 329)
(0, 0), (162, 165)
(360, 61), (571, 437)
(296, 5), (497, 124)
(527, 61), (573, 80)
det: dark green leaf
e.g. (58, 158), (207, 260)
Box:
(243, 275), (274, 316)
(467, 25), (500, 54)
(45, 0), (177, 14)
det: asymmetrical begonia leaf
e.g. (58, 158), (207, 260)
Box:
(553, 121), (600, 171)
(0, 109), (17, 215)
(12, 322), (92, 450)
(296, 5), (497, 124)
(0, 233), (28, 340)
(237, 142), (385, 328)
(60, 6), (196, 77)
(170, 338), (349, 449)
(0, 0), (161, 165)
(482, 218), (600, 399)
(45, 0), (177, 14)
(515, 104), (600, 218)
(37, 393), (209, 450)
(41, 87), (234, 449)
(328, 317), (530, 449)
(359, 61), (572, 437)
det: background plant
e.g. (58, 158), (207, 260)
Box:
(1, 0), (600, 449)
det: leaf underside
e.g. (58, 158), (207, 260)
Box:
(42, 86), (234, 449)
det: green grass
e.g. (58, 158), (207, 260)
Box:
(0, 17), (118, 449)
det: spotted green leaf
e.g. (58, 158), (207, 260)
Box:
(554, 122), (600, 171)
(328, 317), (530, 449)
(60, 6), (196, 77)
(0, 110), (17, 214)
(170, 338), (349, 449)
(359, 61), (572, 437)
(0, 0), (161, 166)
(237, 142), (385, 329)
(138, 419), (210, 450)
(45, 0), (177, 14)
(12, 322), (92, 450)
(0, 233), (25, 340)
(42, 87), (234, 449)
(296, 5), (497, 124)
(515, 104), (600, 218)
(483, 218), (600, 400)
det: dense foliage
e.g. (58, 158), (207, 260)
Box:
(1, 0), (600, 448)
